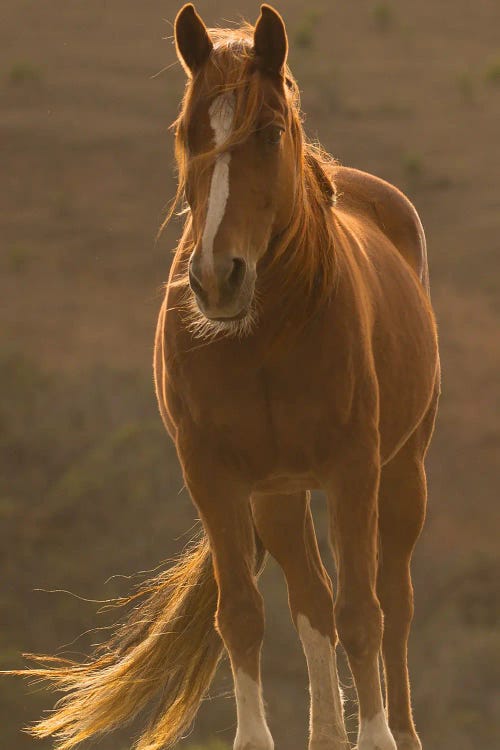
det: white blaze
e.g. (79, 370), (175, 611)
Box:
(297, 614), (348, 747)
(233, 669), (274, 750)
(201, 93), (235, 271)
(358, 711), (397, 750)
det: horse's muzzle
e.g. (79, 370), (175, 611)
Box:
(189, 251), (256, 320)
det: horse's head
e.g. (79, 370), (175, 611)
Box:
(174, 4), (298, 326)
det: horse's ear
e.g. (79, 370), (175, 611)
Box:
(175, 4), (213, 76)
(253, 4), (288, 76)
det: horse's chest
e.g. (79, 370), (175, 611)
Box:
(178, 355), (348, 478)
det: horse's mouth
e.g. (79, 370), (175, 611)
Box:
(206, 309), (249, 323)
(187, 292), (258, 340)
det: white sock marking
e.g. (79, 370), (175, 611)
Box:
(297, 614), (348, 747)
(201, 93), (234, 272)
(358, 711), (397, 750)
(233, 669), (274, 750)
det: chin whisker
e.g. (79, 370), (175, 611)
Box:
(182, 289), (259, 341)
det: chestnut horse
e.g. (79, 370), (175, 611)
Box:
(14, 5), (440, 750)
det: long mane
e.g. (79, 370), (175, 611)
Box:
(163, 23), (339, 328)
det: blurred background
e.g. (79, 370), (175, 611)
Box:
(1, 1), (499, 748)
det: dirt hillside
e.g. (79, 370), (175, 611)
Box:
(1, 2), (499, 748)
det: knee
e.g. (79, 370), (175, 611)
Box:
(290, 577), (336, 641)
(216, 585), (265, 659)
(335, 596), (383, 662)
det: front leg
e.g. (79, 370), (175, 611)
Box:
(180, 438), (273, 750)
(252, 492), (348, 750)
(327, 434), (396, 750)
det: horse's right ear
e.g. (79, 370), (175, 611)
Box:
(175, 4), (213, 76)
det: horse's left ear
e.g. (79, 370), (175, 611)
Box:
(253, 4), (288, 76)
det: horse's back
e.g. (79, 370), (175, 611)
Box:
(333, 166), (429, 294)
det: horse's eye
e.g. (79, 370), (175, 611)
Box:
(266, 126), (284, 145)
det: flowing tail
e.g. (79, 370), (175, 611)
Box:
(10, 535), (223, 750)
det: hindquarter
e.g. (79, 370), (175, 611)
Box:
(339, 211), (439, 463)
(374, 272), (439, 462)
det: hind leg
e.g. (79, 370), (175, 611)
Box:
(252, 491), (348, 750)
(377, 407), (437, 749)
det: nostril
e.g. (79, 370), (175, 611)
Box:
(188, 262), (205, 301)
(227, 257), (247, 291)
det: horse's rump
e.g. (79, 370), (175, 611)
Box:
(334, 166), (429, 293)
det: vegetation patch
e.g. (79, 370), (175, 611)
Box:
(7, 62), (42, 87)
(456, 70), (476, 102)
(402, 151), (423, 180)
(3, 245), (34, 273)
(294, 10), (321, 49)
(183, 741), (230, 750)
(372, 3), (395, 31)
(484, 56), (500, 85)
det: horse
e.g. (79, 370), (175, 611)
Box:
(13, 5), (440, 750)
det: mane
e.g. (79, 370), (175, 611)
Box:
(163, 23), (339, 335)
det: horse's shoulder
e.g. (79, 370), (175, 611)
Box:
(333, 166), (429, 291)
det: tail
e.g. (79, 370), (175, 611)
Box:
(10, 535), (222, 750)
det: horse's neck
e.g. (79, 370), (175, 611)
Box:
(261, 193), (338, 311)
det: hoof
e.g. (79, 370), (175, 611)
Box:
(392, 731), (422, 750)
(309, 740), (351, 750)
(234, 728), (274, 750)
